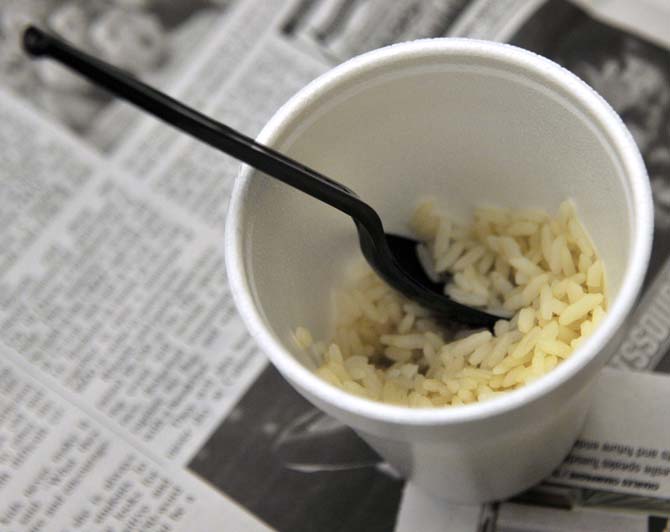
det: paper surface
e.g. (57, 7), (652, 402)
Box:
(0, 350), (269, 531)
(0, 82), (272, 530)
(567, 0), (670, 50)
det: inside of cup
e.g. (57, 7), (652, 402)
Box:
(239, 46), (638, 370)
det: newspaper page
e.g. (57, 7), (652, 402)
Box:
(0, 89), (270, 530)
(2, 0), (670, 531)
(0, 87), (270, 466)
(0, 351), (268, 531)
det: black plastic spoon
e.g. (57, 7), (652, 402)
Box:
(23, 25), (504, 328)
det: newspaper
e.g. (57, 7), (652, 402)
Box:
(0, 89), (270, 529)
(1, 0), (670, 530)
(0, 353), (267, 531)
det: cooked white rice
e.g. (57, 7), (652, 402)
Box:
(295, 200), (606, 408)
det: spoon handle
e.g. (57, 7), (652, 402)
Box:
(22, 26), (503, 328)
(22, 26), (373, 223)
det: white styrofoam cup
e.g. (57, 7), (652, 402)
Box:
(225, 39), (653, 503)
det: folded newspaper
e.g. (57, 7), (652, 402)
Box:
(1, 1), (669, 530)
